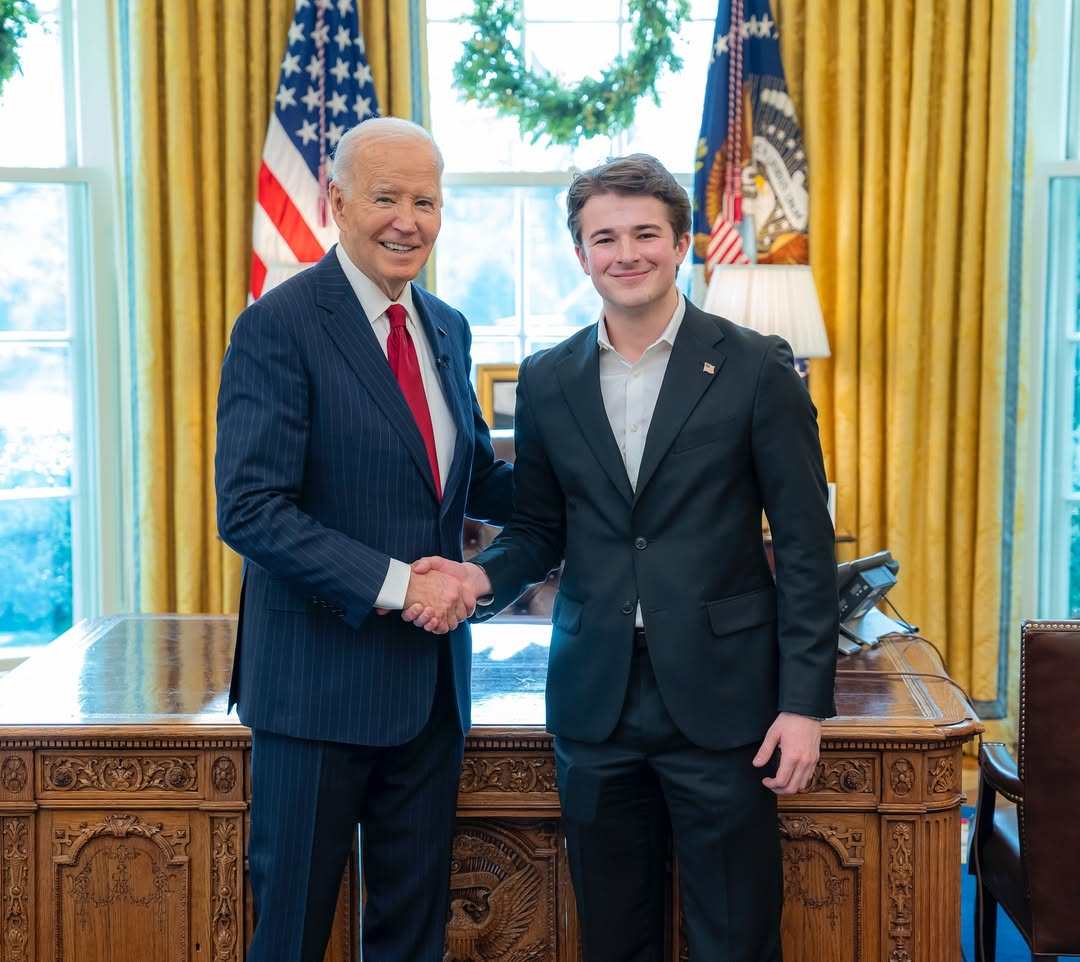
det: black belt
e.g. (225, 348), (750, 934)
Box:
(633, 627), (648, 650)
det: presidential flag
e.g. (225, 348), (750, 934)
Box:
(693, 0), (809, 280)
(251, 0), (380, 299)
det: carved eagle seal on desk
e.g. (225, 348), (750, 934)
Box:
(445, 864), (542, 961)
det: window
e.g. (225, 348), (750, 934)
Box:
(427, 0), (716, 365)
(1041, 178), (1080, 617)
(0, 0), (124, 655)
(1034, 0), (1080, 618)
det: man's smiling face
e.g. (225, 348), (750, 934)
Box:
(574, 192), (689, 316)
(329, 134), (442, 300)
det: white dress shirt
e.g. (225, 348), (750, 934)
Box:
(597, 293), (686, 627)
(335, 244), (457, 610)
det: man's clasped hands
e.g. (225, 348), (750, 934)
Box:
(376, 557), (492, 633)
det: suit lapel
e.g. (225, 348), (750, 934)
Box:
(633, 303), (726, 504)
(412, 288), (471, 515)
(315, 254), (440, 501)
(556, 327), (635, 506)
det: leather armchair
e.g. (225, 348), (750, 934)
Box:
(969, 620), (1080, 960)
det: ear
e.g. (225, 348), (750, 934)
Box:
(328, 182), (346, 225)
(574, 244), (590, 276)
(674, 231), (691, 264)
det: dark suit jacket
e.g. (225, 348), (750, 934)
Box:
(472, 301), (838, 750)
(215, 249), (513, 747)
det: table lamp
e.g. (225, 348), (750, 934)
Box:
(702, 264), (830, 378)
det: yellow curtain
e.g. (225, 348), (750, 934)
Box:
(772, 0), (1013, 717)
(127, 0), (422, 614)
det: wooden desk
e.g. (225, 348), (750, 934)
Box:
(0, 616), (980, 962)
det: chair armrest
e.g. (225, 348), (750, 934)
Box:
(978, 741), (1023, 803)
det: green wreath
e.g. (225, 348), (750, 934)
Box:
(453, 0), (690, 148)
(0, 0), (39, 100)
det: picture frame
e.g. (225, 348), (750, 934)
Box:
(475, 362), (520, 429)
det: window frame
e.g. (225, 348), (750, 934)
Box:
(1036, 163), (1080, 617)
(0, 0), (128, 658)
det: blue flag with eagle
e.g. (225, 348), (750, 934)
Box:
(693, 0), (809, 280)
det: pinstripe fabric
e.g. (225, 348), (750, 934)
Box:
(215, 247), (513, 746)
(246, 648), (463, 962)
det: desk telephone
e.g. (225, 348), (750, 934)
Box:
(835, 550), (914, 654)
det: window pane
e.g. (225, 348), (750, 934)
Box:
(689, 0), (721, 16)
(0, 496), (72, 648)
(0, 1), (66, 166)
(0, 345), (73, 489)
(524, 1), (619, 19)
(1074, 344), (1080, 492)
(0, 183), (73, 333)
(427, 0), (471, 18)
(438, 186), (518, 327)
(470, 337), (521, 368)
(1072, 503), (1080, 618)
(523, 187), (600, 330)
(428, 21), (527, 172)
(428, 20), (617, 172)
(622, 18), (714, 173)
(1069, 0), (1080, 159)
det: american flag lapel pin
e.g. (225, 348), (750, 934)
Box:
(703, 362), (716, 375)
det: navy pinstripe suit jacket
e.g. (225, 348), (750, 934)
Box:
(215, 248), (513, 747)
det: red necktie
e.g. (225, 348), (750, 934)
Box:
(385, 303), (442, 500)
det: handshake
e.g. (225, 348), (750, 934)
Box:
(379, 557), (494, 634)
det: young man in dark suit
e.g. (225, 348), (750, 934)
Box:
(215, 118), (513, 962)
(411, 154), (838, 961)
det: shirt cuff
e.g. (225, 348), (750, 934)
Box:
(375, 558), (411, 610)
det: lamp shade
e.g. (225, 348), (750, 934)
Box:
(703, 264), (831, 359)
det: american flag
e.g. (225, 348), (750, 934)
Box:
(706, 195), (749, 270)
(693, 0), (811, 279)
(250, 0), (380, 300)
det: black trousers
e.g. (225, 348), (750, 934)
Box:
(555, 640), (783, 962)
(246, 646), (463, 962)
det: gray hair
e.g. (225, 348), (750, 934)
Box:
(330, 117), (444, 196)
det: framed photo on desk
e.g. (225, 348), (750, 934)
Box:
(476, 362), (519, 429)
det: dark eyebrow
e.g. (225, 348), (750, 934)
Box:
(587, 223), (665, 241)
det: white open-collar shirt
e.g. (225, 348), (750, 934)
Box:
(596, 292), (686, 627)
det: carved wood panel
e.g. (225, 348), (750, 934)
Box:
(50, 812), (190, 962)
(0, 756), (30, 801)
(1, 817), (32, 962)
(778, 813), (870, 962)
(445, 821), (560, 962)
(926, 754), (958, 797)
(210, 817), (241, 962)
(40, 755), (199, 796)
(884, 819), (915, 962)
(801, 755), (877, 799)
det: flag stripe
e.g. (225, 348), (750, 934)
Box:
(261, 115), (339, 251)
(252, 203), (298, 268)
(251, 253), (268, 301)
(258, 163), (326, 262)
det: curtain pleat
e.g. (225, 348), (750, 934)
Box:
(774, 0), (1013, 716)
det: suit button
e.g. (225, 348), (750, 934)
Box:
(634, 537), (648, 550)
(621, 602), (634, 615)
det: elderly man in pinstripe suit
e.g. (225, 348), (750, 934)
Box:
(215, 118), (513, 962)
